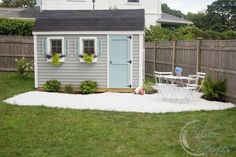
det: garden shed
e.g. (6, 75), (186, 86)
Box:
(33, 9), (145, 91)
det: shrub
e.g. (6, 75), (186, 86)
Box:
(65, 84), (73, 94)
(0, 18), (34, 36)
(43, 80), (61, 92)
(15, 57), (33, 77)
(202, 76), (226, 101)
(145, 25), (236, 41)
(143, 78), (157, 94)
(80, 81), (97, 94)
(83, 53), (94, 64)
(51, 53), (61, 66)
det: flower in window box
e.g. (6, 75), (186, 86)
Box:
(51, 52), (62, 66)
(83, 52), (94, 64)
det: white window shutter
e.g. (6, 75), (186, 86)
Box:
(64, 39), (69, 56)
(96, 39), (103, 56)
(41, 39), (48, 56)
(75, 38), (80, 56)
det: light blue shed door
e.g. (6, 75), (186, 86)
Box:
(109, 35), (131, 88)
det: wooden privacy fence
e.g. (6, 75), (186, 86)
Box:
(0, 35), (33, 71)
(145, 39), (236, 99)
(0, 36), (236, 100)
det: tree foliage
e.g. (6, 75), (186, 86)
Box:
(145, 25), (236, 41)
(0, 0), (36, 8)
(206, 0), (236, 31)
(0, 18), (34, 36)
(161, 3), (185, 18)
(186, 0), (236, 32)
(186, 12), (207, 29)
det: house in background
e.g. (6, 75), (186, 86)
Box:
(33, 9), (145, 90)
(157, 13), (193, 27)
(35, 0), (192, 27)
(0, 0), (192, 27)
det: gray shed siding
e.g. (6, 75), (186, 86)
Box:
(132, 34), (139, 87)
(36, 34), (140, 88)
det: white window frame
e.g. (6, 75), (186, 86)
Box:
(79, 37), (97, 63)
(47, 37), (65, 63)
(127, 0), (141, 4)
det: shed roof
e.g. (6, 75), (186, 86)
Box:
(33, 9), (145, 32)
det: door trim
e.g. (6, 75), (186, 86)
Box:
(130, 35), (133, 88)
(108, 35), (132, 88)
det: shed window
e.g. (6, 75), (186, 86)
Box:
(51, 39), (62, 54)
(83, 39), (95, 54)
(128, 0), (139, 3)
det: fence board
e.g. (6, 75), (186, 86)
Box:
(0, 35), (33, 71)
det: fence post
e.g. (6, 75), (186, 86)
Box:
(153, 41), (157, 75)
(172, 40), (176, 73)
(196, 38), (202, 73)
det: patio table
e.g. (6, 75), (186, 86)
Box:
(156, 75), (195, 100)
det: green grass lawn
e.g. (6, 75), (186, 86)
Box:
(0, 72), (235, 157)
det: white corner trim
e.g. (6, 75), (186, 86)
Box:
(47, 37), (65, 55)
(33, 35), (38, 88)
(107, 35), (110, 88)
(79, 37), (97, 55)
(33, 31), (144, 35)
(139, 34), (144, 87)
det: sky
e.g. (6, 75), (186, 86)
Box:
(161, 0), (216, 14)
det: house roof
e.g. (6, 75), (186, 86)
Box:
(33, 9), (145, 32)
(0, 7), (40, 19)
(157, 13), (193, 25)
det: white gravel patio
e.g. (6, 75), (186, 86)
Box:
(4, 91), (235, 114)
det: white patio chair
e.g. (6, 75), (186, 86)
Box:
(184, 72), (206, 100)
(154, 71), (173, 84)
(153, 71), (174, 100)
(186, 72), (206, 92)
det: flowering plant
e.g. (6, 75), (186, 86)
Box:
(15, 57), (33, 77)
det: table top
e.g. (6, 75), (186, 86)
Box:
(158, 75), (194, 80)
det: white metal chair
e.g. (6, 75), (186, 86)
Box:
(154, 71), (173, 84)
(186, 72), (206, 92)
(153, 71), (174, 100)
(184, 72), (206, 100)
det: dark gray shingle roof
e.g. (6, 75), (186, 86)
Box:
(157, 13), (193, 25)
(33, 9), (145, 32)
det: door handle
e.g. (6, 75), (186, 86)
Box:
(110, 61), (112, 64)
(127, 60), (132, 64)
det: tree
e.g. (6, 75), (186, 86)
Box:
(0, 0), (36, 8)
(145, 25), (236, 41)
(186, 12), (207, 29)
(205, 0), (236, 31)
(161, 3), (186, 18)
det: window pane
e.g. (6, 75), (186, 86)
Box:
(51, 39), (62, 54)
(84, 41), (89, 47)
(83, 39), (95, 54)
(88, 40), (94, 47)
(51, 40), (56, 47)
(128, 0), (139, 2)
(89, 48), (94, 54)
